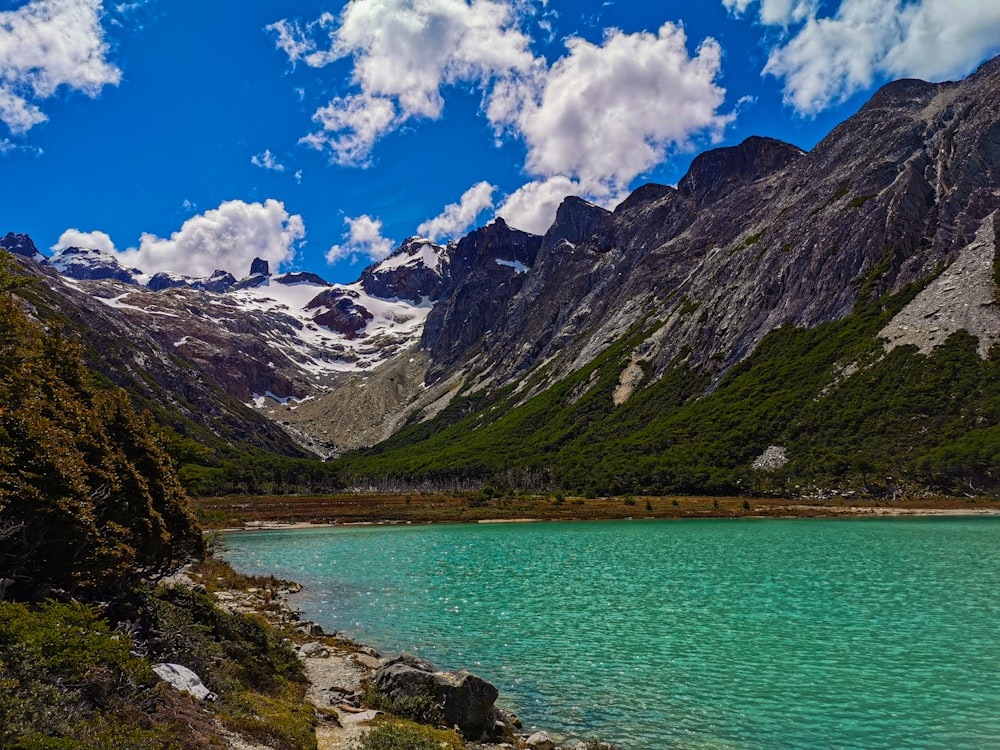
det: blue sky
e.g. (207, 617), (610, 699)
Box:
(2, 0), (999, 284)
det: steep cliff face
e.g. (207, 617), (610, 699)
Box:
(438, 59), (1000, 399)
(421, 217), (542, 379)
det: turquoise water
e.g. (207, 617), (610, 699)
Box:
(221, 518), (1000, 749)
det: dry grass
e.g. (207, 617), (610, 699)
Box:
(192, 492), (1000, 528)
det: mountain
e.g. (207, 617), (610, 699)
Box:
(5, 57), (1000, 495)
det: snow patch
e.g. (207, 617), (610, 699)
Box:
(96, 293), (180, 318)
(495, 258), (529, 274)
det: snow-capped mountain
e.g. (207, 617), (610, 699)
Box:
(8, 234), (448, 392)
(46, 246), (143, 284)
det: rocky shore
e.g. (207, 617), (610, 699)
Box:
(204, 575), (618, 750)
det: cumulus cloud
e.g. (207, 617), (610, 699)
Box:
(270, 0), (535, 165)
(251, 149), (287, 172)
(274, 3), (731, 232)
(299, 92), (397, 166)
(52, 228), (117, 254)
(0, 0), (121, 134)
(326, 214), (395, 264)
(491, 23), (730, 195)
(417, 181), (496, 241)
(496, 176), (581, 235)
(115, 199), (305, 278)
(729, 0), (1000, 114)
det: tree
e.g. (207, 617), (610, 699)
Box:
(0, 253), (204, 599)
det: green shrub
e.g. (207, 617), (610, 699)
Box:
(0, 255), (204, 599)
(361, 684), (443, 726)
(354, 721), (462, 750)
(0, 601), (168, 750)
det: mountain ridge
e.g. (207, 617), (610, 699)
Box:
(5, 57), (1000, 491)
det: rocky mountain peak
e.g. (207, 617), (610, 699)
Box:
(234, 257), (272, 290)
(542, 196), (611, 251)
(862, 77), (938, 111)
(677, 135), (805, 207)
(0, 232), (42, 261)
(275, 271), (329, 286)
(46, 246), (141, 284)
(360, 237), (447, 302)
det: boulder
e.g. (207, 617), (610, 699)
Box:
(525, 730), (555, 750)
(374, 653), (499, 738)
(152, 663), (217, 701)
(300, 641), (330, 658)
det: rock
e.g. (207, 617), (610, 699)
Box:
(525, 730), (555, 750)
(487, 705), (522, 738)
(152, 663), (217, 701)
(300, 641), (330, 658)
(354, 653), (382, 670)
(341, 709), (381, 725)
(374, 653), (499, 738)
(306, 293), (373, 337)
(250, 257), (270, 277)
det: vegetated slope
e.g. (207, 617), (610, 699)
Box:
(0, 257), (316, 750)
(343, 266), (1000, 496)
(339, 60), (1000, 496)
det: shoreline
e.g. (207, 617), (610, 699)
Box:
(208, 503), (1000, 534)
(208, 563), (602, 750)
(210, 497), (1000, 749)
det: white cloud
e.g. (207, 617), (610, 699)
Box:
(491, 23), (730, 197)
(299, 92), (397, 166)
(0, 0), (121, 134)
(52, 228), (118, 255)
(275, 4), (731, 233)
(496, 176), (581, 235)
(326, 214), (395, 264)
(723, 0), (817, 25)
(730, 0), (1000, 115)
(0, 137), (42, 156)
(115, 199), (305, 278)
(270, 0), (535, 164)
(417, 181), (496, 241)
(251, 149), (287, 172)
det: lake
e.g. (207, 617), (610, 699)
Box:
(220, 517), (1000, 749)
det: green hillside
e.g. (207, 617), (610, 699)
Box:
(339, 276), (1000, 497)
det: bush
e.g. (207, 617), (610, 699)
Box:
(361, 684), (443, 726)
(0, 601), (168, 750)
(354, 721), (462, 750)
